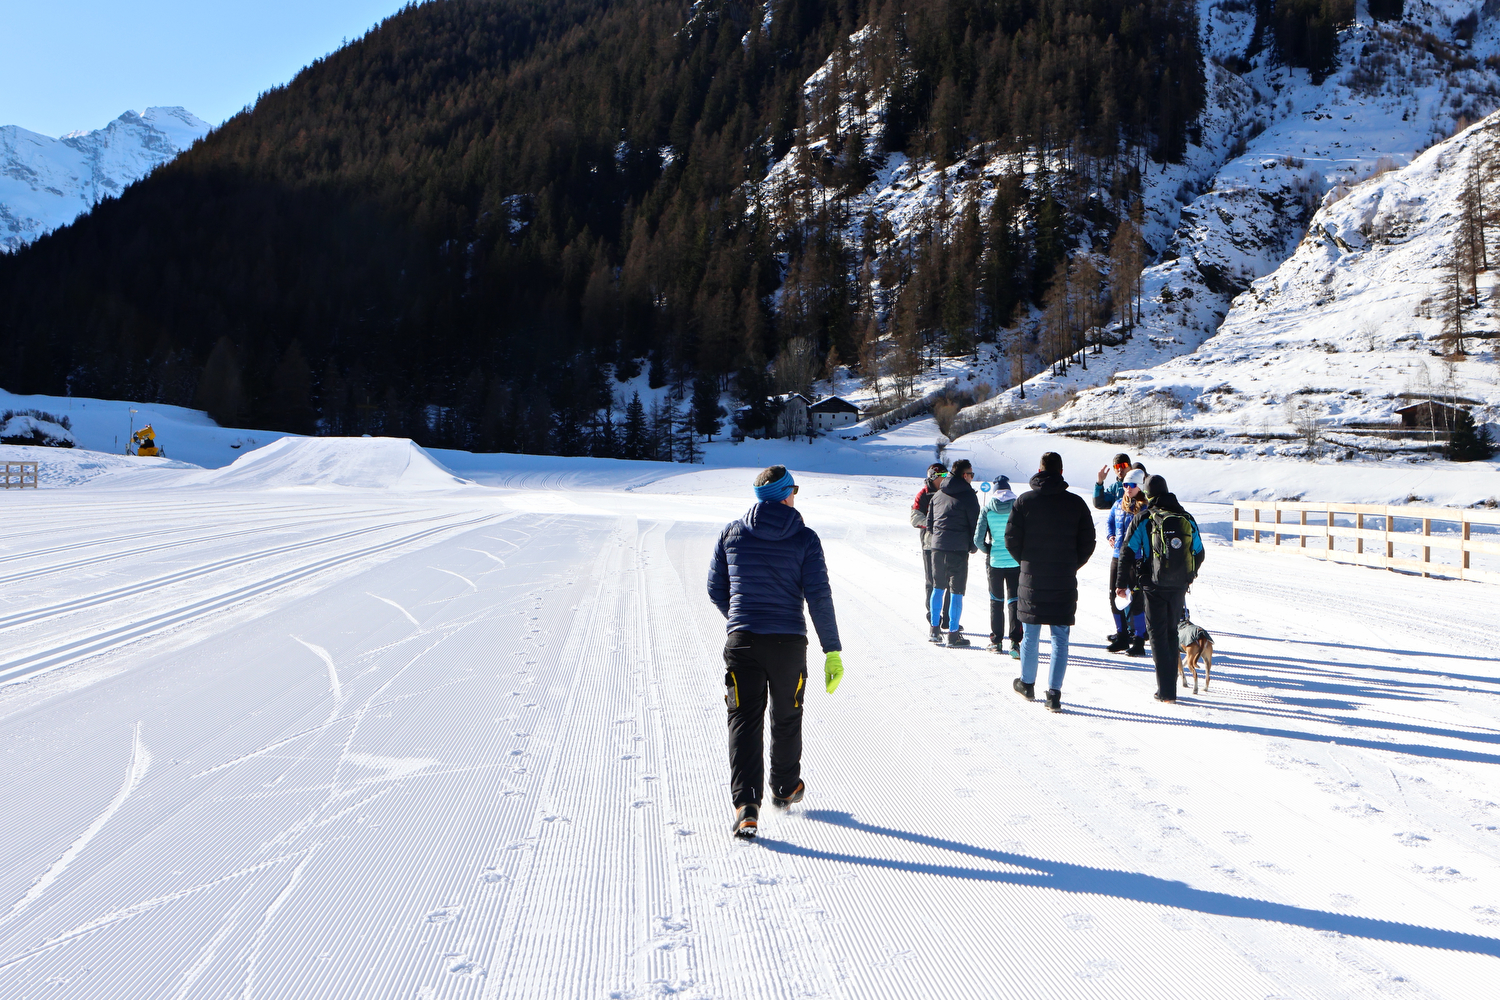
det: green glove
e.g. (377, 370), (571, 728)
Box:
(824, 651), (844, 694)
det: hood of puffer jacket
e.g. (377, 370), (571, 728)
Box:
(740, 500), (805, 540)
(1028, 471), (1069, 493)
(939, 473), (977, 500)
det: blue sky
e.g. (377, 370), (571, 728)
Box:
(1, 1), (410, 137)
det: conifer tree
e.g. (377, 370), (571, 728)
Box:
(623, 391), (647, 460)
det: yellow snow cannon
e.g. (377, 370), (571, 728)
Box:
(132, 425), (161, 457)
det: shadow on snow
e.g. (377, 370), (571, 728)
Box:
(758, 811), (1500, 957)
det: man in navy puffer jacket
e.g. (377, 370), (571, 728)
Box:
(708, 466), (842, 838)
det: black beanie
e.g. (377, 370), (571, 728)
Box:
(1144, 474), (1169, 497)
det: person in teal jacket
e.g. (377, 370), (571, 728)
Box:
(973, 474), (1022, 656)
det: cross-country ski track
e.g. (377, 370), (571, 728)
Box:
(1, 448), (1497, 999)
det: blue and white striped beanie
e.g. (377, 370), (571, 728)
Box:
(753, 469), (796, 503)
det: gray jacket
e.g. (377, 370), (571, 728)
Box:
(926, 475), (980, 553)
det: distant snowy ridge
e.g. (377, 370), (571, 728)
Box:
(0, 107), (210, 252)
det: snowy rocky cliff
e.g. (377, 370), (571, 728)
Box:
(1035, 108), (1500, 459)
(0, 107), (210, 252)
(874, 0), (1500, 455)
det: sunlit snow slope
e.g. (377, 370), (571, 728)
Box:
(0, 441), (1497, 998)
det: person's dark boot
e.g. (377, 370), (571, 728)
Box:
(1045, 689), (1062, 712)
(1012, 678), (1034, 700)
(1127, 637), (1147, 657)
(947, 631), (971, 648)
(732, 803), (759, 838)
(929, 625), (944, 643)
(771, 781), (805, 809)
(1106, 633), (1131, 653)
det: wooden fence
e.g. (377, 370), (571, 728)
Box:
(1231, 500), (1500, 584)
(2, 462), (39, 489)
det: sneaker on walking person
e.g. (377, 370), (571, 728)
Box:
(771, 780), (805, 809)
(1004, 452), (1096, 709)
(732, 803), (759, 838)
(1013, 678), (1034, 700)
(947, 630), (971, 647)
(708, 466), (845, 838)
(1045, 689), (1062, 712)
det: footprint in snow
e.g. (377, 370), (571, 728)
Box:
(1394, 831), (1431, 846)
(425, 906), (462, 924)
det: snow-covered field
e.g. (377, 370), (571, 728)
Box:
(1, 438), (1497, 998)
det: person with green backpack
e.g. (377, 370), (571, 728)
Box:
(1115, 474), (1206, 703)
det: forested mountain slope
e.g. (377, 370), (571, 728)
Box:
(0, 0), (1205, 451)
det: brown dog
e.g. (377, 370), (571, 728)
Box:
(1177, 619), (1213, 694)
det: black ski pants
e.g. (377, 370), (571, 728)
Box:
(1143, 587), (1187, 700)
(987, 565), (1021, 645)
(723, 631), (807, 807)
(922, 548), (951, 628)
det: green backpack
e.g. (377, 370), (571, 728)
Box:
(1147, 508), (1199, 588)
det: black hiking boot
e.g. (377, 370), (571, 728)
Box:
(1106, 633), (1131, 653)
(732, 803), (759, 838)
(929, 625), (944, 643)
(947, 631), (971, 648)
(1127, 637), (1147, 657)
(771, 781), (805, 809)
(1012, 678), (1034, 700)
(1153, 692), (1176, 704)
(1044, 688), (1062, 712)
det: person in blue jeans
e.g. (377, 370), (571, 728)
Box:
(1003, 452), (1096, 712)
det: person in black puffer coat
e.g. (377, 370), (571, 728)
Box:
(1004, 452), (1096, 712)
(925, 458), (981, 646)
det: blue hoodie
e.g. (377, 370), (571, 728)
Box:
(707, 501), (841, 652)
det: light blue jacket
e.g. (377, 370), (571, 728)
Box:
(973, 491), (1020, 569)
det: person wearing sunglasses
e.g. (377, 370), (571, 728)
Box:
(1094, 452), (1132, 645)
(708, 466), (843, 839)
(910, 462), (952, 631)
(1105, 468), (1150, 655)
(925, 458), (981, 646)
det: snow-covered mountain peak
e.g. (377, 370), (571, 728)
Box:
(0, 107), (211, 253)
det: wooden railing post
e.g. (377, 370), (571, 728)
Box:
(1423, 517), (1431, 577)
(1253, 507), (1261, 545)
(1384, 509), (1393, 569)
(1275, 506), (1283, 546)
(1300, 509), (1308, 549)
(1327, 510), (1334, 555)
(1462, 517), (1471, 580)
(1232, 506), (1239, 543)
(1356, 512), (1364, 556)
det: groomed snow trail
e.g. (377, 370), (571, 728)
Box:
(0, 465), (1497, 998)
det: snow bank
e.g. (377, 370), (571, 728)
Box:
(0, 387), (290, 469)
(0, 443), (197, 488)
(188, 437), (472, 491)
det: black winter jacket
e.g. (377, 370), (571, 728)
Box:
(926, 474), (980, 552)
(1003, 472), (1097, 626)
(707, 501), (841, 652)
